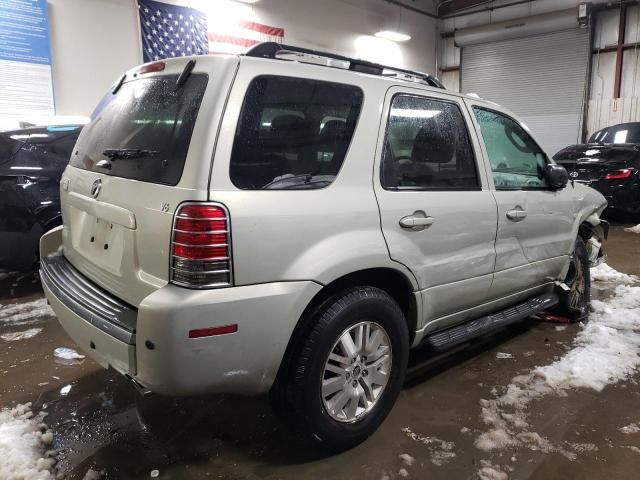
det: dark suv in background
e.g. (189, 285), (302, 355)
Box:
(0, 125), (81, 275)
(554, 122), (640, 218)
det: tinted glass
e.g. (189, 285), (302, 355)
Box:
(230, 76), (363, 190)
(473, 108), (547, 189)
(381, 95), (479, 189)
(588, 123), (640, 144)
(70, 74), (208, 185)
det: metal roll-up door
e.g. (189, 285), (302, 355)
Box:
(461, 28), (590, 155)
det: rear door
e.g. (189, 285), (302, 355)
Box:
(467, 103), (575, 297)
(374, 87), (498, 328)
(59, 56), (239, 306)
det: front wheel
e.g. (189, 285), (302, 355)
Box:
(271, 287), (409, 451)
(557, 236), (591, 322)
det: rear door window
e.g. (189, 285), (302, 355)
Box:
(381, 95), (480, 190)
(70, 74), (208, 185)
(230, 76), (363, 190)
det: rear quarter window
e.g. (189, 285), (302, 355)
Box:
(230, 76), (363, 190)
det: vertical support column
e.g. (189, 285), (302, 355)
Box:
(614, 4), (628, 99)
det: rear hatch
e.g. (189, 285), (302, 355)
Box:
(59, 56), (239, 306)
(553, 144), (637, 183)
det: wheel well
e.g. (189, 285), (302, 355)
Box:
(273, 268), (418, 388)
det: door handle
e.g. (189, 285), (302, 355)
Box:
(506, 209), (528, 221)
(399, 213), (435, 230)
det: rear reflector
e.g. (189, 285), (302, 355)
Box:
(605, 168), (633, 180)
(170, 202), (232, 288)
(189, 324), (238, 338)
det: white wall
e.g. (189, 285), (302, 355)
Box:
(253, 0), (438, 73)
(42, 0), (438, 117)
(47, 0), (141, 117)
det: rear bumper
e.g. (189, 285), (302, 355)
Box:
(40, 226), (323, 396)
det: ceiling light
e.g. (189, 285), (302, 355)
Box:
(375, 30), (411, 42)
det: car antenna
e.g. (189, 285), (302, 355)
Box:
(176, 59), (196, 88)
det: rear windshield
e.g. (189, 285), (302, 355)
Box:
(588, 123), (640, 144)
(70, 74), (208, 185)
(230, 76), (363, 190)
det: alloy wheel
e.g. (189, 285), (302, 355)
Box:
(321, 321), (392, 423)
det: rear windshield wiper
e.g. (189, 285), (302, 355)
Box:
(102, 148), (159, 160)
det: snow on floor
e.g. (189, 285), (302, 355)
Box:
(401, 427), (456, 466)
(475, 264), (640, 460)
(0, 403), (55, 480)
(0, 298), (53, 326)
(620, 423), (640, 434)
(590, 262), (638, 284)
(1, 328), (43, 342)
(477, 460), (509, 480)
(623, 224), (640, 234)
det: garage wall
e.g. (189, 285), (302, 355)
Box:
(43, 0), (438, 118)
(47, 0), (141, 118)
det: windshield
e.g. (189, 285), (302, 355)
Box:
(70, 74), (208, 185)
(588, 123), (640, 145)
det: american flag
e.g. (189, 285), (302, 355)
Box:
(138, 0), (209, 62)
(138, 0), (284, 62)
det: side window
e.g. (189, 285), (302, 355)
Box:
(473, 108), (548, 189)
(381, 95), (479, 190)
(230, 76), (363, 190)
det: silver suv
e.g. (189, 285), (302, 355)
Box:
(40, 43), (607, 450)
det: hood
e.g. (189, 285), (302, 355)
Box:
(553, 143), (639, 167)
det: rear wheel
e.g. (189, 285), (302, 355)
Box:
(557, 236), (591, 322)
(271, 286), (409, 451)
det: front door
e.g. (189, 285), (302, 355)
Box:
(374, 88), (498, 330)
(467, 104), (575, 298)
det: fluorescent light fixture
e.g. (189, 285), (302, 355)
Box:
(10, 166), (43, 170)
(375, 30), (411, 42)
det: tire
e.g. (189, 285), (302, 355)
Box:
(271, 286), (409, 452)
(556, 236), (591, 322)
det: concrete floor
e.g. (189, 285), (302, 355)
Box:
(1, 225), (639, 479)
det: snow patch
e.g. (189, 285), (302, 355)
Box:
(623, 224), (640, 234)
(0, 298), (53, 326)
(476, 264), (640, 458)
(398, 468), (409, 478)
(398, 453), (415, 466)
(0, 403), (55, 480)
(496, 353), (513, 359)
(620, 423), (640, 434)
(477, 460), (509, 480)
(401, 427), (456, 466)
(1, 328), (43, 342)
(591, 262), (638, 285)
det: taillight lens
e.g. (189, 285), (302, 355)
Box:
(604, 168), (633, 180)
(170, 203), (232, 288)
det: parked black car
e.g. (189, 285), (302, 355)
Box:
(554, 122), (640, 217)
(0, 125), (81, 273)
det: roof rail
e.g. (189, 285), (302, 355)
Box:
(245, 42), (445, 90)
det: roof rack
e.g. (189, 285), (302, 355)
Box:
(245, 42), (445, 90)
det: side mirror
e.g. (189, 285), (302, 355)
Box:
(544, 164), (569, 190)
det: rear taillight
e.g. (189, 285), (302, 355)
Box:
(604, 168), (633, 180)
(170, 203), (232, 288)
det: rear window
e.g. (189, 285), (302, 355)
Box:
(70, 74), (208, 185)
(230, 76), (363, 190)
(589, 123), (640, 144)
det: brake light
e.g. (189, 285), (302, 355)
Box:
(604, 169), (633, 180)
(170, 203), (232, 288)
(136, 62), (166, 75)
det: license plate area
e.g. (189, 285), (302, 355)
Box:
(69, 207), (127, 275)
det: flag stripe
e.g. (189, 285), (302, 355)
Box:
(239, 21), (284, 37)
(207, 33), (259, 48)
